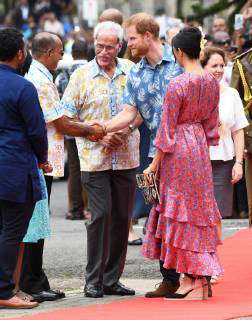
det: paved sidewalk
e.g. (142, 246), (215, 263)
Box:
(0, 279), (158, 319)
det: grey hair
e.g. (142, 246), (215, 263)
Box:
(94, 21), (124, 43)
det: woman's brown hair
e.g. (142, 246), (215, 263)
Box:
(200, 46), (226, 67)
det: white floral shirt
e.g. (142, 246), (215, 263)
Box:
(26, 60), (64, 177)
(61, 58), (140, 172)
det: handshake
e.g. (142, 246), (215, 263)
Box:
(86, 121), (107, 142)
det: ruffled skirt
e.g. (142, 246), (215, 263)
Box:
(142, 197), (223, 276)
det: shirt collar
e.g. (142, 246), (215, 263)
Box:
(32, 59), (53, 82)
(139, 44), (174, 69)
(90, 57), (127, 79)
(0, 64), (19, 74)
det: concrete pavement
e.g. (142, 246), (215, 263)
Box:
(0, 180), (249, 319)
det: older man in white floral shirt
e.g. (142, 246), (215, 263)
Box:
(61, 21), (140, 298)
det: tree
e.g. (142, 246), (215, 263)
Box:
(2, 0), (16, 14)
(188, 0), (248, 30)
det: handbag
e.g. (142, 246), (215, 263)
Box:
(136, 172), (160, 205)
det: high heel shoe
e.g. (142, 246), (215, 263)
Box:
(165, 275), (209, 300)
(205, 276), (212, 298)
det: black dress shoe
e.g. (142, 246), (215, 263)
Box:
(65, 212), (84, 220)
(31, 290), (61, 302)
(84, 284), (103, 298)
(103, 282), (135, 296)
(128, 238), (142, 246)
(48, 289), (65, 299)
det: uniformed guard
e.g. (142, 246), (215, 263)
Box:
(231, 48), (252, 225)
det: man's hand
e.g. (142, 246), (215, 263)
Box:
(86, 123), (106, 142)
(100, 132), (126, 151)
(39, 161), (53, 173)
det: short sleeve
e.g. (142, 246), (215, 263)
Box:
(154, 79), (182, 153)
(201, 81), (220, 146)
(122, 70), (137, 107)
(38, 82), (63, 123)
(231, 89), (249, 132)
(60, 69), (84, 118)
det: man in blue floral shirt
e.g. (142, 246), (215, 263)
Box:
(104, 12), (183, 297)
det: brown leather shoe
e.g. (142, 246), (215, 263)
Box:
(0, 295), (39, 309)
(145, 280), (180, 298)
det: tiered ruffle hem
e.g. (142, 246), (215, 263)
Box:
(142, 188), (223, 276)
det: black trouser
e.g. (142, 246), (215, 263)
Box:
(160, 261), (180, 285)
(66, 139), (88, 216)
(82, 169), (136, 287)
(44, 175), (53, 205)
(20, 239), (50, 294)
(20, 175), (53, 294)
(0, 179), (35, 299)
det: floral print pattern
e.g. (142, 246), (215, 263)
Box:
(142, 73), (223, 276)
(123, 45), (183, 157)
(26, 60), (65, 177)
(61, 58), (139, 172)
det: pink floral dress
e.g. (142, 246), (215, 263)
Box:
(142, 72), (223, 276)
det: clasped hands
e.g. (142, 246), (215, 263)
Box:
(87, 120), (129, 151)
(86, 122), (107, 142)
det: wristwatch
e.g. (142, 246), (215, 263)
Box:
(128, 124), (136, 132)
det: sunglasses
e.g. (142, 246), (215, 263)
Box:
(213, 39), (231, 46)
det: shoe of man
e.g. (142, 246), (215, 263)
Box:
(65, 212), (84, 220)
(84, 284), (103, 298)
(145, 280), (180, 298)
(31, 290), (65, 302)
(103, 282), (135, 296)
(0, 295), (38, 309)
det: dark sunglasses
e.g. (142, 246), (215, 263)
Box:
(213, 39), (231, 46)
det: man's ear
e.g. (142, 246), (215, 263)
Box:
(144, 31), (153, 41)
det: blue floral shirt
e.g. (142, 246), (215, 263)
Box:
(123, 44), (183, 157)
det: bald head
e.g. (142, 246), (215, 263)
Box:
(32, 32), (61, 58)
(99, 8), (123, 25)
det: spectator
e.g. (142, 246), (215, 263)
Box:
(12, 0), (32, 30)
(99, 8), (126, 58)
(212, 31), (233, 86)
(43, 12), (64, 37)
(55, 39), (90, 220)
(201, 46), (248, 218)
(231, 46), (252, 224)
(165, 26), (181, 46)
(212, 17), (227, 33)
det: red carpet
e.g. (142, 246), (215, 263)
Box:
(11, 228), (252, 320)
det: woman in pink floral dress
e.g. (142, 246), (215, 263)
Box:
(142, 27), (223, 300)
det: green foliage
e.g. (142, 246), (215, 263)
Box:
(188, 0), (248, 32)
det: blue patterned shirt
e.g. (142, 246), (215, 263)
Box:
(123, 44), (183, 157)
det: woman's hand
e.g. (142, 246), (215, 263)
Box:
(143, 163), (157, 175)
(231, 162), (243, 184)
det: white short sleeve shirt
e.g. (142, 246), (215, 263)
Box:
(210, 86), (249, 161)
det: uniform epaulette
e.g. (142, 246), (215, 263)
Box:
(235, 48), (252, 60)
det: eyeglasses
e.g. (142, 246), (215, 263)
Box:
(95, 43), (118, 52)
(213, 39), (231, 46)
